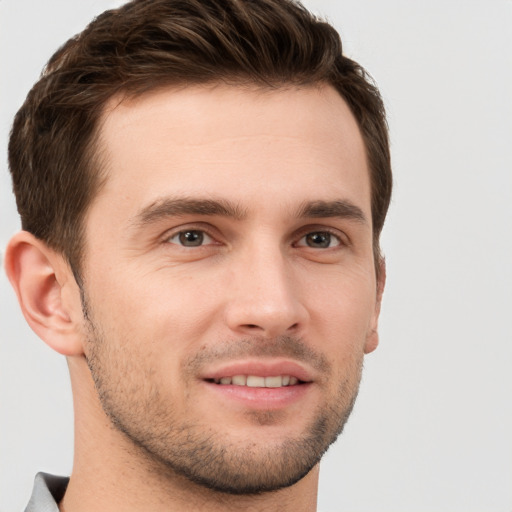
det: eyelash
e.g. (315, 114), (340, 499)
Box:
(163, 224), (219, 248)
(162, 225), (348, 250)
(294, 229), (344, 249)
(166, 229), (215, 247)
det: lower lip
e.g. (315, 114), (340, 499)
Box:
(202, 381), (312, 410)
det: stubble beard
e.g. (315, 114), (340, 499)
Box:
(82, 299), (364, 495)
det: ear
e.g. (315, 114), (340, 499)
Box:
(4, 231), (85, 356)
(364, 258), (386, 354)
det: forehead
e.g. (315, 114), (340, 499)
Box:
(92, 83), (370, 222)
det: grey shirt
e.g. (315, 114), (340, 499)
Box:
(25, 473), (69, 512)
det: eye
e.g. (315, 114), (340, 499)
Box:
(167, 229), (214, 247)
(296, 231), (341, 249)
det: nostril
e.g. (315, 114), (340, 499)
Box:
(242, 322), (300, 332)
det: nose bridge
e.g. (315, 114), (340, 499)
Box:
(225, 235), (307, 337)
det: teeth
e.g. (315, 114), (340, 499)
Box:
(232, 375), (247, 386)
(265, 376), (282, 388)
(246, 376), (265, 387)
(214, 375), (300, 388)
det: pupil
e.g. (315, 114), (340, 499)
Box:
(307, 232), (330, 248)
(179, 231), (203, 246)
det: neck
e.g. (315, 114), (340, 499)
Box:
(61, 358), (319, 512)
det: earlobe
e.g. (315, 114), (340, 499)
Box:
(364, 258), (386, 354)
(4, 231), (85, 356)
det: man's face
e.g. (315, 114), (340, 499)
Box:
(79, 84), (382, 493)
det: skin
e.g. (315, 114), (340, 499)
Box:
(6, 83), (384, 512)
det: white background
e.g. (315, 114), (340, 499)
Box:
(1, 1), (511, 511)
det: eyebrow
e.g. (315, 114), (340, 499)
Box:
(131, 197), (247, 227)
(130, 196), (367, 229)
(296, 200), (367, 224)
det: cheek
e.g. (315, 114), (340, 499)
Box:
(306, 267), (377, 350)
(86, 266), (224, 368)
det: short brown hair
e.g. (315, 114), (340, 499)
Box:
(8, 0), (391, 280)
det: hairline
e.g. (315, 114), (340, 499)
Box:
(72, 78), (383, 285)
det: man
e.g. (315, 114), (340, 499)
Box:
(5, 0), (391, 510)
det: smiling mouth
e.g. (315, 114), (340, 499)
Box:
(206, 375), (303, 388)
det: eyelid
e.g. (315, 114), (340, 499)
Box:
(293, 225), (349, 248)
(161, 223), (221, 246)
(158, 222), (349, 248)
(167, 230), (214, 246)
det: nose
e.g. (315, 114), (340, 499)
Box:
(224, 244), (309, 338)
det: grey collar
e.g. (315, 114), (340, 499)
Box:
(25, 472), (69, 512)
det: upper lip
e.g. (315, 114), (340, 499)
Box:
(200, 359), (314, 383)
